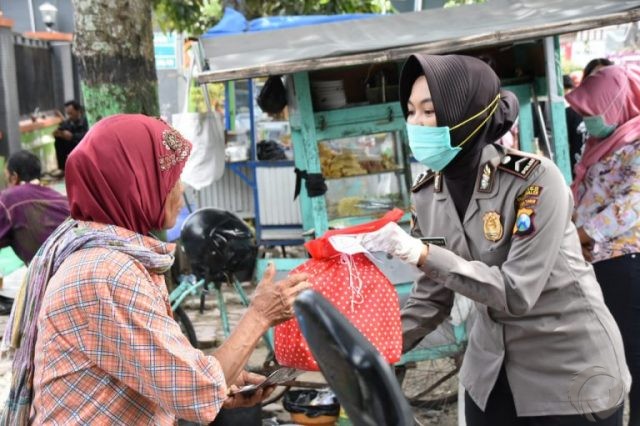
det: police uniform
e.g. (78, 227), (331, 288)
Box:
(403, 143), (630, 416)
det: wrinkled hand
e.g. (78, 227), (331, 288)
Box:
(250, 263), (311, 327)
(577, 227), (594, 262)
(360, 222), (426, 266)
(223, 371), (275, 409)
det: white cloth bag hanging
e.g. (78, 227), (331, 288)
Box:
(172, 50), (225, 190)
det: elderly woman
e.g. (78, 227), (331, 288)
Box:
(1, 114), (310, 425)
(567, 65), (640, 426)
(362, 54), (629, 426)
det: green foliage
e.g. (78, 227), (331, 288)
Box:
(153, 0), (393, 36)
(189, 82), (225, 113)
(241, 0), (393, 17)
(152, 0), (222, 35)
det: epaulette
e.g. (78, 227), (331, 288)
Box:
(497, 152), (540, 179)
(411, 170), (435, 193)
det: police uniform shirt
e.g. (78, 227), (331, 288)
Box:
(403, 143), (630, 416)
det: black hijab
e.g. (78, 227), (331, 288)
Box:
(399, 54), (519, 219)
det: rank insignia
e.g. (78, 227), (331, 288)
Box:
(498, 153), (540, 179)
(478, 163), (494, 193)
(513, 207), (534, 236)
(434, 172), (442, 193)
(483, 211), (503, 242)
(410, 205), (417, 231)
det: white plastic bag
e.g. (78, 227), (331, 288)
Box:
(172, 49), (225, 190)
(172, 110), (225, 189)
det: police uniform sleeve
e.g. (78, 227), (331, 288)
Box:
(401, 205), (455, 352)
(420, 161), (570, 316)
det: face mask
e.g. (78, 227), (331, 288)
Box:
(407, 124), (460, 172)
(406, 94), (501, 172)
(583, 115), (617, 139)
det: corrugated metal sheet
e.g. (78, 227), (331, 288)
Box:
(256, 166), (302, 225)
(184, 165), (302, 226)
(186, 165), (254, 217)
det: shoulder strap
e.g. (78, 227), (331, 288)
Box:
(498, 152), (540, 179)
(411, 170), (435, 193)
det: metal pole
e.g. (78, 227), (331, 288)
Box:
(543, 35), (572, 182)
(28, 0), (37, 32)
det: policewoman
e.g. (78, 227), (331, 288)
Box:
(361, 54), (630, 426)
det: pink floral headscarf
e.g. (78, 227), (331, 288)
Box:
(565, 65), (640, 201)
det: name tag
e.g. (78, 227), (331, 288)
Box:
(420, 237), (446, 247)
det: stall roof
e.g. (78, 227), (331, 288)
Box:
(198, 0), (640, 83)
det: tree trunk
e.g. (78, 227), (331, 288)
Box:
(71, 0), (158, 124)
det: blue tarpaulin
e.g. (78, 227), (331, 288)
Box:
(202, 7), (376, 39)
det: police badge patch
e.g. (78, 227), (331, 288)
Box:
(483, 211), (503, 241)
(512, 185), (542, 237)
(513, 207), (534, 236)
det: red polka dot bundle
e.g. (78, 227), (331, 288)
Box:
(274, 209), (404, 371)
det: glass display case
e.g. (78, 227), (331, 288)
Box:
(318, 132), (409, 221)
(288, 69), (411, 237)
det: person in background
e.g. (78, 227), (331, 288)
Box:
(564, 74), (587, 176)
(496, 117), (519, 149)
(0, 115), (311, 425)
(567, 64), (640, 426)
(0, 150), (69, 264)
(362, 53), (629, 425)
(582, 57), (614, 82)
(52, 100), (89, 174)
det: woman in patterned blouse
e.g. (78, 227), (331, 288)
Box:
(567, 65), (640, 426)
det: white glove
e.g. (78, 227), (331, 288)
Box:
(360, 222), (425, 266)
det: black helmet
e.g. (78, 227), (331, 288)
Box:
(180, 208), (257, 282)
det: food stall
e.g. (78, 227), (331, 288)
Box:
(198, 0), (640, 238)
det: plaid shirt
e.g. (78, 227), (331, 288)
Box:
(32, 223), (227, 425)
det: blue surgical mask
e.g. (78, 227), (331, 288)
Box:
(407, 124), (461, 172)
(583, 115), (617, 139)
(406, 93), (501, 172)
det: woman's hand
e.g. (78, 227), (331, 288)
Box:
(223, 371), (275, 409)
(361, 222), (428, 266)
(250, 264), (311, 328)
(577, 227), (594, 262)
